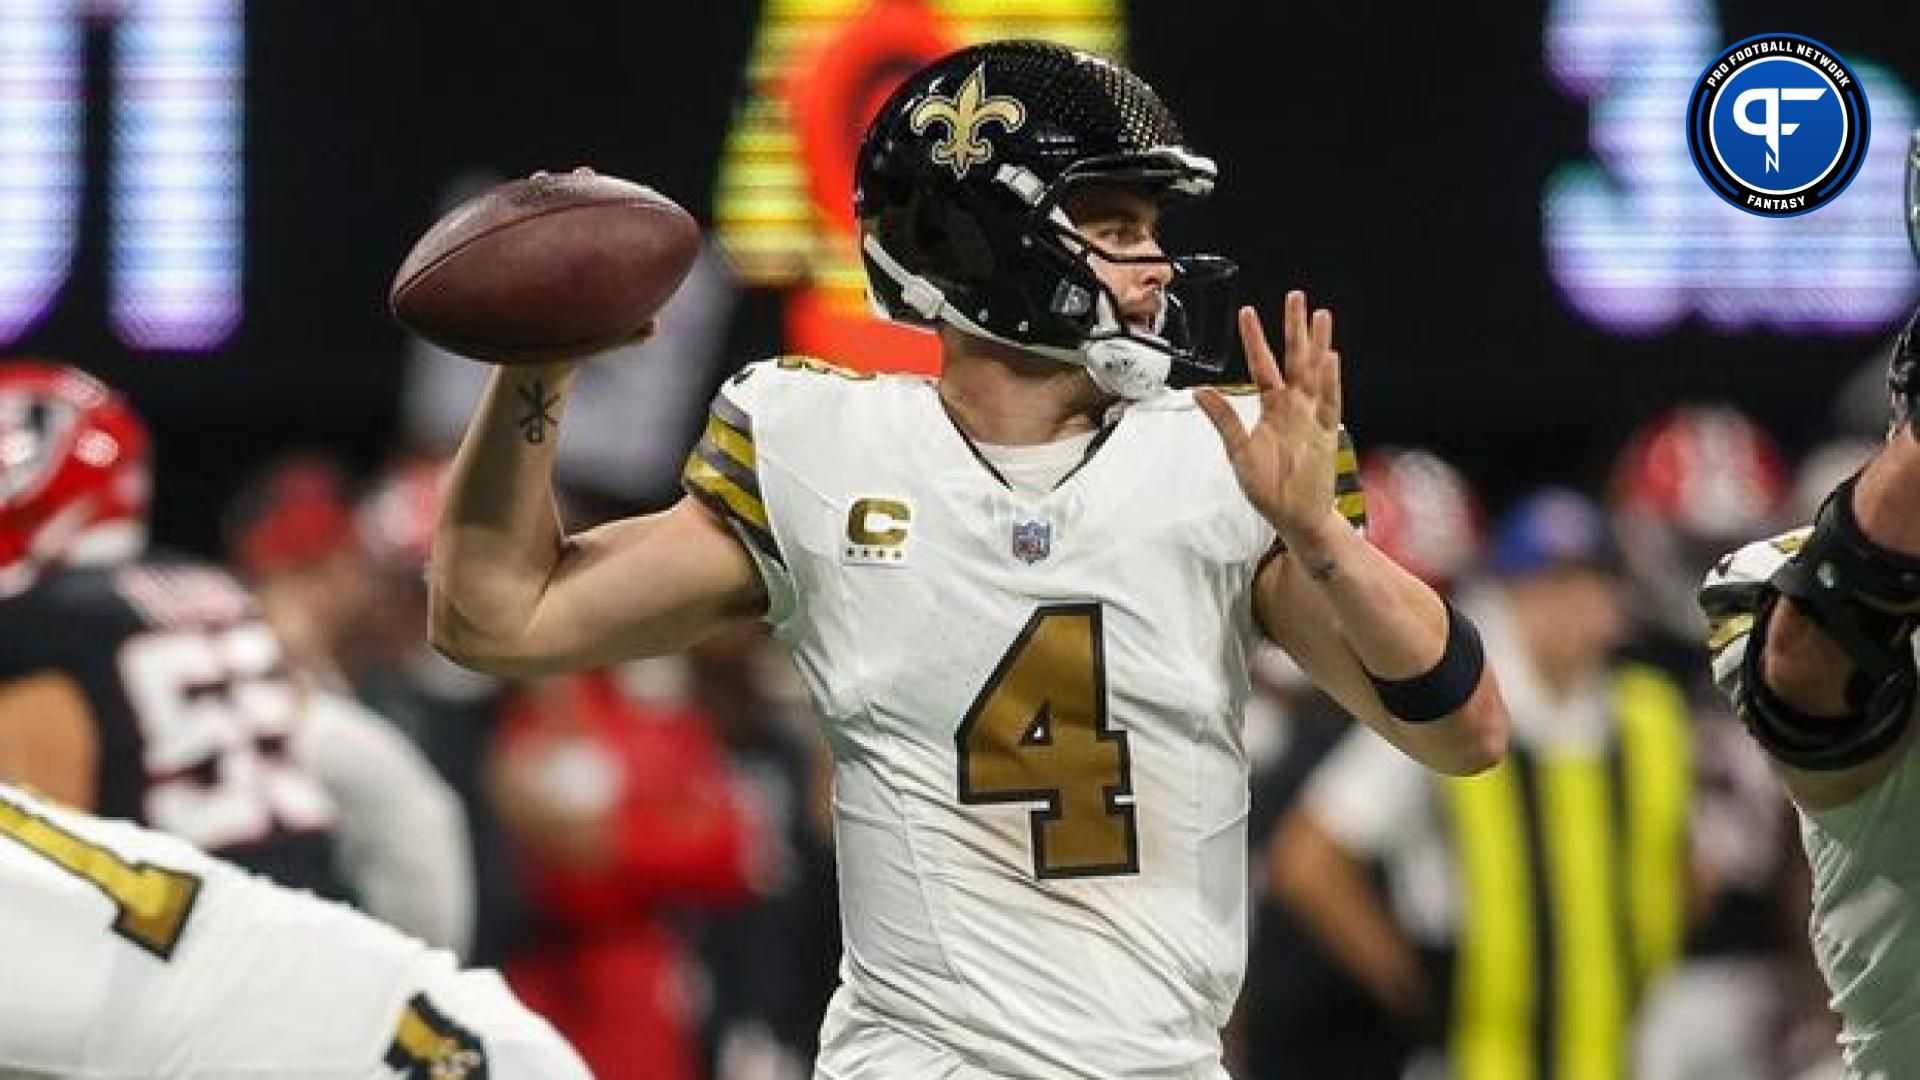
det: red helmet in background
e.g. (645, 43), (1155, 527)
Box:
(0, 362), (150, 594)
(356, 454), (449, 574)
(1609, 404), (1789, 639)
(1358, 448), (1485, 594)
(223, 456), (360, 579)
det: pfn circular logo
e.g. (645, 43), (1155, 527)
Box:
(1686, 34), (1869, 217)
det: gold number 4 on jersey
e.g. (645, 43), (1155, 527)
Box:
(956, 604), (1139, 878)
(0, 795), (201, 959)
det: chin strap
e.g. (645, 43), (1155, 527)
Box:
(864, 232), (1174, 400)
(1082, 337), (1171, 400)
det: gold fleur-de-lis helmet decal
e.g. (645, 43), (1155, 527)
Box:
(908, 64), (1027, 180)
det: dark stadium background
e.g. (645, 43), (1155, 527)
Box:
(15, 1), (1920, 552)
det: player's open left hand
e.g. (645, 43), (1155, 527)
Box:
(1195, 291), (1344, 544)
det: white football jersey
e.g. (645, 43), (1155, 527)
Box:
(1701, 533), (1920, 1078)
(0, 783), (586, 1080)
(684, 358), (1363, 1079)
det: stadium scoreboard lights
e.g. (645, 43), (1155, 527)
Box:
(1, 0), (241, 353)
(1544, 0), (1917, 334)
(0, 0), (1907, 364)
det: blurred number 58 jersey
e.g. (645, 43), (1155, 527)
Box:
(0, 555), (339, 892)
(684, 359), (1362, 1080)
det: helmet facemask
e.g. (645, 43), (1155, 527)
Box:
(862, 150), (1237, 399)
(1030, 163), (1237, 398)
(1906, 129), (1920, 265)
(1896, 129), (1920, 436)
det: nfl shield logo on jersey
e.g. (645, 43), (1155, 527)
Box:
(1011, 519), (1052, 564)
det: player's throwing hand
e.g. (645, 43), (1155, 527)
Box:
(1196, 290), (1345, 544)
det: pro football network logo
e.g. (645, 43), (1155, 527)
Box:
(1686, 34), (1869, 218)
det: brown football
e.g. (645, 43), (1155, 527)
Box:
(390, 168), (700, 364)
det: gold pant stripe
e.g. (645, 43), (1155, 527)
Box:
(1448, 762), (1536, 1080)
(1541, 752), (1625, 1080)
(1615, 665), (1690, 983)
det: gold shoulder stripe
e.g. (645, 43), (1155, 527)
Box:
(385, 993), (486, 1079)
(684, 453), (770, 533)
(710, 391), (754, 436)
(702, 414), (756, 471)
(775, 354), (876, 380)
(683, 453), (784, 568)
(692, 438), (761, 504)
(685, 389), (783, 567)
(1705, 612), (1755, 654)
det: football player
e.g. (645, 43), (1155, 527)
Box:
(0, 780), (588, 1078)
(431, 41), (1509, 1079)
(1693, 134), (1920, 1076)
(0, 362), (344, 893)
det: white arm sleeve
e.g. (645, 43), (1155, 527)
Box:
(294, 691), (475, 956)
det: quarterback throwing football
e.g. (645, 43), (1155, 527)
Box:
(432, 41), (1509, 1079)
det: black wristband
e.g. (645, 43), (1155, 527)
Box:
(1366, 600), (1487, 723)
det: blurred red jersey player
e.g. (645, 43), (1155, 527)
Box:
(493, 667), (763, 1080)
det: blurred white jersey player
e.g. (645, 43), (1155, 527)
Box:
(1701, 529), (1920, 1078)
(0, 782), (589, 1079)
(1694, 138), (1920, 1080)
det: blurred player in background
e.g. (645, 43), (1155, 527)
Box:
(685, 623), (842, 1080)
(224, 455), (380, 687)
(224, 453), (477, 953)
(430, 40), (1507, 1079)
(1695, 147), (1920, 1074)
(1237, 447), (1485, 1080)
(0, 781), (589, 1079)
(0, 362), (341, 894)
(357, 453), (527, 966)
(1275, 489), (1692, 1080)
(1608, 407), (1815, 1079)
(1611, 406), (1790, 654)
(491, 664), (762, 1080)
(0, 361), (474, 958)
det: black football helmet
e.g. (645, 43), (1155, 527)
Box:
(854, 40), (1236, 398)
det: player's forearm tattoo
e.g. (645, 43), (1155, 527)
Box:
(1305, 555), (1339, 584)
(515, 379), (561, 445)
